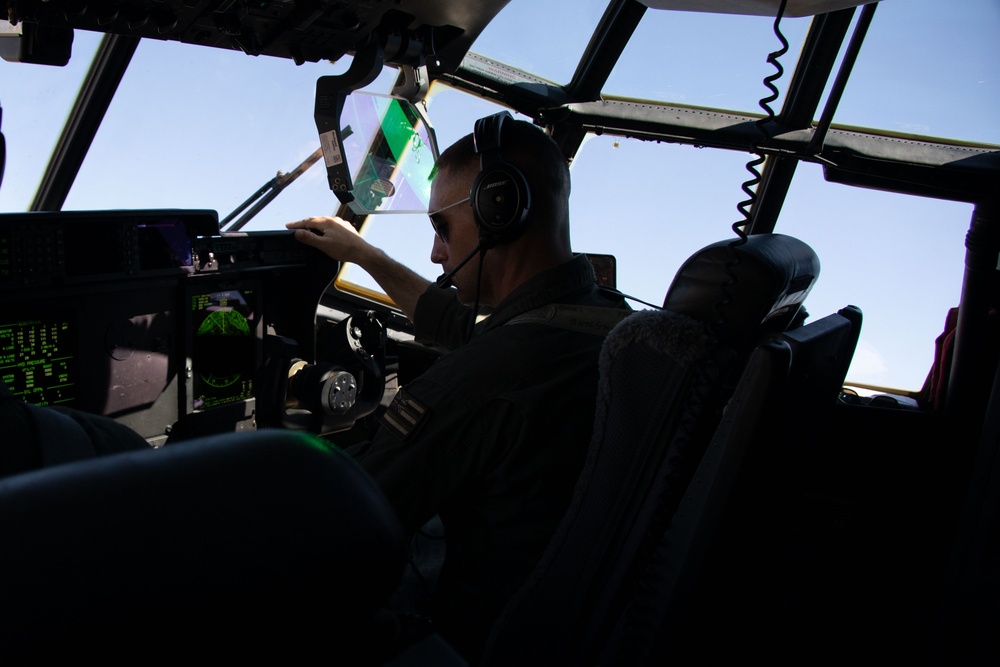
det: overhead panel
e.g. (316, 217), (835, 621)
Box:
(4, 0), (512, 70)
(638, 0), (875, 18)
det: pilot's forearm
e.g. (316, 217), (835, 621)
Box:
(351, 244), (430, 322)
(287, 216), (428, 321)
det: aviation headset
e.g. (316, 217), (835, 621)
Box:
(470, 110), (532, 249)
(434, 110), (533, 291)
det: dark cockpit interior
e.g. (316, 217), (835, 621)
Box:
(1, 0), (998, 664)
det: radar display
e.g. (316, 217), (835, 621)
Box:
(191, 288), (257, 410)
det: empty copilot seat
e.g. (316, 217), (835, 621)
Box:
(481, 233), (822, 666)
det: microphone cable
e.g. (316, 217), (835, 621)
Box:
(435, 242), (483, 289)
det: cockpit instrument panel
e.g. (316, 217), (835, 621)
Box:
(0, 209), (337, 446)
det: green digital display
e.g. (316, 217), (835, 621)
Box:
(190, 288), (257, 411)
(0, 318), (76, 406)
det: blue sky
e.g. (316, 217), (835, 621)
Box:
(1, 0), (997, 390)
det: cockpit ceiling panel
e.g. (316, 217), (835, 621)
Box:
(639, 0), (876, 17)
(5, 0), (511, 70)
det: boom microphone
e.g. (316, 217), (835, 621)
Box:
(435, 244), (483, 289)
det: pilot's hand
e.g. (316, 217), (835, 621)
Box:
(286, 216), (369, 263)
(288, 215), (429, 321)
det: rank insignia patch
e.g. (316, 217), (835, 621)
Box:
(380, 390), (429, 441)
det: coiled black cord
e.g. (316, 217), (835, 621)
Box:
(610, 7), (795, 662)
(733, 0), (789, 242)
(711, 0), (791, 339)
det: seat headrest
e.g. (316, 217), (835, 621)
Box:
(663, 233), (819, 353)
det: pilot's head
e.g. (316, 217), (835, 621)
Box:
(428, 116), (572, 306)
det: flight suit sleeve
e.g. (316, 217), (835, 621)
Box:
(349, 379), (526, 537)
(412, 285), (477, 351)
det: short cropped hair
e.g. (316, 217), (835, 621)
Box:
(434, 118), (571, 232)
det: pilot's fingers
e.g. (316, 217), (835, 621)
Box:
(287, 216), (359, 237)
(290, 226), (323, 247)
(286, 219), (309, 231)
(287, 216), (366, 260)
(287, 216), (332, 232)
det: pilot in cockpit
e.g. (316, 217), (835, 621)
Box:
(287, 113), (630, 661)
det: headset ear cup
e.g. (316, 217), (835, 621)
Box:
(471, 110), (532, 248)
(471, 164), (531, 247)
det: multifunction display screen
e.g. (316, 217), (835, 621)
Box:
(0, 318), (76, 406)
(190, 286), (259, 411)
